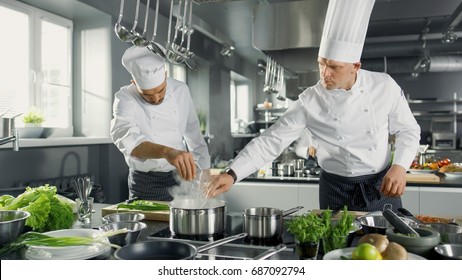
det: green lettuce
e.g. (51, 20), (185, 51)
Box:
(0, 185), (74, 232)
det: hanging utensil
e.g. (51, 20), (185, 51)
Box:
(132, 0), (151, 47)
(146, 0), (166, 57)
(114, 0), (132, 41)
(121, 0), (141, 42)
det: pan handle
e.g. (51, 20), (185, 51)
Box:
(196, 232), (248, 253)
(282, 206), (304, 217)
(253, 244), (287, 260)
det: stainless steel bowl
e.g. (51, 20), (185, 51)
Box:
(357, 214), (417, 234)
(440, 233), (462, 245)
(434, 244), (462, 260)
(102, 212), (145, 223)
(0, 210), (31, 245)
(426, 223), (462, 234)
(99, 221), (147, 247)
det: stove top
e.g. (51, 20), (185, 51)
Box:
(147, 214), (298, 260)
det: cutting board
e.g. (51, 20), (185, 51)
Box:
(101, 201), (170, 222)
(405, 173), (440, 183)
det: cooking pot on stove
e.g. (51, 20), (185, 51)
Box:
(242, 206), (303, 239)
(169, 198), (226, 237)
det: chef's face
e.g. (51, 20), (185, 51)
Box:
(318, 57), (361, 90)
(136, 72), (167, 105)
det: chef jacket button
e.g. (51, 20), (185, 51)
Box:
(152, 116), (155, 119)
(364, 109), (369, 112)
(333, 117), (339, 121)
(367, 130), (372, 134)
(360, 90), (364, 93)
(369, 148), (373, 151)
(372, 169), (376, 172)
(349, 171), (355, 175)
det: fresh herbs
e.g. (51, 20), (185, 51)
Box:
(117, 200), (170, 211)
(322, 206), (355, 253)
(285, 212), (327, 243)
(0, 185), (74, 232)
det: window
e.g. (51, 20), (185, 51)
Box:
(0, 0), (72, 130)
(230, 72), (251, 133)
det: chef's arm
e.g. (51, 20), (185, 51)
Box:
(131, 141), (196, 180)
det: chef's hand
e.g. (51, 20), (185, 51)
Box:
(308, 146), (316, 158)
(380, 164), (407, 197)
(204, 174), (234, 198)
(165, 149), (196, 181)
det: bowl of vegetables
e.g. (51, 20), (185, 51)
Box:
(0, 210), (30, 245)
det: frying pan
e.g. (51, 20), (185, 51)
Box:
(114, 233), (247, 260)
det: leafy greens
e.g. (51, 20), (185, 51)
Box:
(0, 185), (74, 232)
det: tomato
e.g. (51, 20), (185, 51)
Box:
(352, 243), (383, 260)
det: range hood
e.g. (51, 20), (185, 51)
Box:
(253, 0), (462, 74)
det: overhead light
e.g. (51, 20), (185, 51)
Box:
(441, 30), (458, 44)
(220, 44), (235, 57)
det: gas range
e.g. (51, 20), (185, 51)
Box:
(147, 214), (298, 260)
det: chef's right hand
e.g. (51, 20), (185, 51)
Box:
(165, 149), (196, 181)
(204, 173), (234, 197)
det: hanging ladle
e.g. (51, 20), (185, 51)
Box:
(114, 0), (132, 41)
(132, 0), (151, 47)
(147, 0), (166, 58)
(120, 0), (141, 42)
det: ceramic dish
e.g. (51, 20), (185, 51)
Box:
(408, 169), (435, 174)
(442, 172), (462, 178)
(25, 229), (110, 260)
(322, 247), (427, 260)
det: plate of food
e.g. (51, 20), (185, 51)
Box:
(322, 247), (426, 260)
(25, 229), (111, 260)
(415, 215), (453, 224)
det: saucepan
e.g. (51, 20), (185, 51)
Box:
(169, 198), (226, 236)
(243, 206), (304, 239)
(114, 233), (247, 260)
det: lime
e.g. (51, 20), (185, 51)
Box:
(351, 243), (382, 260)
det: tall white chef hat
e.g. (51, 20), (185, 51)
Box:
(318, 0), (376, 63)
(122, 46), (166, 89)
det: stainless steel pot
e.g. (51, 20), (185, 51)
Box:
(277, 164), (294, 177)
(242, 206), (303, 239)
(294, 159), (305, 170)
(169, 198), (226, 236)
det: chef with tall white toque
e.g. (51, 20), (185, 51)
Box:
(206, 0), (420, 212)
(110, 46), (211, 201)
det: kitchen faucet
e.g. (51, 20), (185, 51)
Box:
(0, 114), (20, 151)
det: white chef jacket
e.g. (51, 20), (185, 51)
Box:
(230, 69), (420, 180)
(110, 78), (211, 173)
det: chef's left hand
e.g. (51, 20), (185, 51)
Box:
(380, 164), (407, 197)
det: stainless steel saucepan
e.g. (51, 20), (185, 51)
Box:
(169, 198), (226, 236)
(243, 206), (304, 239)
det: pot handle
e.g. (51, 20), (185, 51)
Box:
(253, 244), (287, 260)
(196, 232), (248, 253)
(282, 206), (304, 217)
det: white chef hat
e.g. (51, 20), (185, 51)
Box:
(318, 0), (376, 63)
(122, 46), (165, 89)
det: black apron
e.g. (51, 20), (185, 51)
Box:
(319, 166), (402, 212)
(128, 169), (179, 201)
